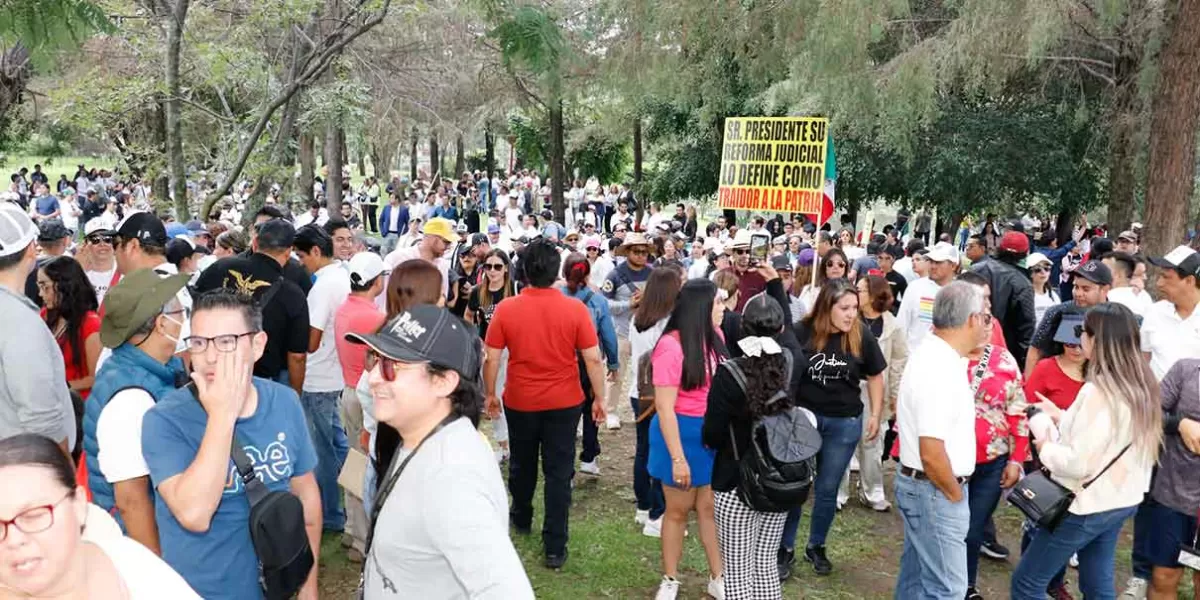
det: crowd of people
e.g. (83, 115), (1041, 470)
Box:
(0, 163), (1198, 600)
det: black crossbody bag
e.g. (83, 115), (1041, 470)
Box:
(1008, 443), (1130, 531)
(356, 414), (459, 599)
(187, 384), (314, 599)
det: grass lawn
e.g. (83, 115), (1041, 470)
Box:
(314, 419), (1195, 599)
(0, 154), (115, 188)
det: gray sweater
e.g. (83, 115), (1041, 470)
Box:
(0, 285), (75, 448)
(364, 417), (534, 600)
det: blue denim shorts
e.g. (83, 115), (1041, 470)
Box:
(1144, 500), (1199, 568)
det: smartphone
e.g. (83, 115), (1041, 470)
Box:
(749, 233), (770, 266)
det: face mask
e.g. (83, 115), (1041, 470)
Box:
(161, 312), (185, 348)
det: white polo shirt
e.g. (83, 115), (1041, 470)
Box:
(304, 262), (351, 393)
(897, 333), (976, 478)
(1140, 299), (1200, 381)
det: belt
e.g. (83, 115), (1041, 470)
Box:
(899, 465), (970, 485)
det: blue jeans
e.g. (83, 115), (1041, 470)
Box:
(894, 473), (970, 599)
(1011, 505), (1137, 600)
(781, 413), (862, 550)
(299, 390), (350, 531)
(1020, 519), (1067, 591)
(631, 398), (665, 520)
(966, 455), (1007, 587)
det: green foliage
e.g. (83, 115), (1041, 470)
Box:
(0, 0), (112, 63)
(487, 5), (566, 97)
(567, 128), (627, 183)
(506, 110), (547, 172)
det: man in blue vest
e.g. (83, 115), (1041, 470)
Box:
(83, 268), (189, 554)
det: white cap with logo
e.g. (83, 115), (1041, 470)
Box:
(0, 204), (37, 258)
(348, 252), (387, 286)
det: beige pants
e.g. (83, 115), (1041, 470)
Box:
(604, 335), (632, 421)
(340, 387), (367, 553)
(838, 391), (886, 505)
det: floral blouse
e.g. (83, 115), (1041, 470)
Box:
(968, 344), (1030, 464)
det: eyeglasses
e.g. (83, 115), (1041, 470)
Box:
(976, 311), (994, 326)
(0, 491), (73, 542)
(365, 350), (424, 382)
(827, 261), (846, 268)
(86, 235), (114, 245)
(484, 263), (506, 271)
(184, 332), (256, 354)
(629, 248), (649, 256)
(732, 248), (747, 255)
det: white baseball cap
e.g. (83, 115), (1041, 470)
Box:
(348, 252), (386, 286)
(926, 241), (960, 263)
(0, 204), (38, 258)
(84, 219), (116, 236)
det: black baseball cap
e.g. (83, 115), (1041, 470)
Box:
(1074, 260), (1113, 286)
(468, 232), (489, 249)
(115, 212), (168, 246)
(37, 220), (71, 242)
(344, 304), (479, 378)
(770, 255), (793, 272)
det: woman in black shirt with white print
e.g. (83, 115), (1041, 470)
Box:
(777, 278), (886, 578)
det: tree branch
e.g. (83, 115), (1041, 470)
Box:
(998, 53), (1114, 69)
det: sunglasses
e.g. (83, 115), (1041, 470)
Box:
(628, 248), (649, 256)
(586, 247), (599, 253)
(732, 248), (747, 255)
(365, 350), (423, 382)
(827, 261), (846, 268)
(1030, 266), (1050, 274)
(86, 234), (114, 245)
(484, 263), (506, 271)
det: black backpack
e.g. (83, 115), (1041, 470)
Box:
(722, 355), (822, 513)
(188, 385), (313, 599)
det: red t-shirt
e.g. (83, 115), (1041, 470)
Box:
(1024, 356), (1085, 411)
(485, 287), (599, 411)
(41, 309), (101, 400)
(334, 295), (387, 388)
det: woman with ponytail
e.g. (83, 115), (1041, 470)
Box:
(559, 253), (620, 475)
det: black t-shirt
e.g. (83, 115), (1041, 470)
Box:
(862, 314), (884, 339)
(194, 253), (310, 379)
(467, 287), (507, 339)
(884, 270), (907, 313)
(794, 321), (887, 417)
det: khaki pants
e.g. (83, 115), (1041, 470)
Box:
(340, 387), (367, 553)
(604, 335), (632, 421)
(838, 391), (886, 505)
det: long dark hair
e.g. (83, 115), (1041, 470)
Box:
(41, 256), (99, 372)
(738, 294), (789, 418)
(634, 264), (684, 332)
(475, 249), (514, 310)
(662, 279), (728, 390)
(802, 278), (863, 357)
(817, 247), (849, 287)
(386, 260), (443, 318)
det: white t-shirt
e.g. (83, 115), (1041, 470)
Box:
(504, 207), (524, 233)
(87, 265), (119, 306)
(1140, 299), (1200, 380)
(588, 255), (615, 290)
(895, 277), (941, 352)
(304, 262), (352, 393)
(687, 257), (709, 280)
(897, 334), (976, 477)
(383, 245), (451, 298)
(96, 388), (155, 483)
(409, 201), (429, 224)
(388, 205), (401, 232)
(1107, 286), (1154, 318)
(894, 256), (918, 283)
(91, 534), (201, 599)
(1033, 288), (1059, 328)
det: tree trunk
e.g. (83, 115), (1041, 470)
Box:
(549, 99), (566, 222)
(455, 132), (465, 176)
(357, 152), (366, 177)
(409, 126), (419, 181)
(633, 118), (644, 226)
(299, 132), (315, 205)
(484, 123), (495, 175)
(1105, 54), (1141, 234)
(1142, 0), (1200, 267)
(1055, 206), (1074, 248)
(429, 131), (440, 180)
(324, 125), (344, 213)
(0, 45), (31, 134)
(163, 0), (191, 220)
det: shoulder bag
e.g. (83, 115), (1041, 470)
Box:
(1008, 443), (1130, 531)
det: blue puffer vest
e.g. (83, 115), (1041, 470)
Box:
(83, 344), (184, 521)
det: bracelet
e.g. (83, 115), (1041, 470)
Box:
(671, 457), (686, 464)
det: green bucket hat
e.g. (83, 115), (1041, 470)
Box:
(100, 268), (190, 348)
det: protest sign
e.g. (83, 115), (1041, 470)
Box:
(717, 116), (833, 223)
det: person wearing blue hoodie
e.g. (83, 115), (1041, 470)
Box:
(83, 268), (190, 555)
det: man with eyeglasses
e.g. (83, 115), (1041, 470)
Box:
(142, 289), (321, 600)
(602, 233), (654, 429)
(196, 218), (311, 394)
(84, 268), (190, 555)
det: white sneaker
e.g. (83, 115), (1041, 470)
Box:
(1120, 577), (1148, 600)
(836, 494), (847, 511)
(579, 460), (601, 476)
(635, 509), (650, 525)
(655, 576), (680, 600)
(642, 517), (662, 538)
(859, 492), (891, 512)
(707, 575), (725, 600)
(606, 413), (622, 430)
(1069, 552), (1079, 568)
(849, 455), (860, 472)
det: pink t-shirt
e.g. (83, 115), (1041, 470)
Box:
(334, 295), (387, 387)
(651, 331), (720, 418)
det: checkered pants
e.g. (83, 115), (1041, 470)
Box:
(714, 490), (787, 600)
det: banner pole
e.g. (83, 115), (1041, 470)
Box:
(811, 214), (822, 290)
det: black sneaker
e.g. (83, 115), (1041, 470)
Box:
(980, 539), (1010, 560)
(965, 587), (983, 600)
(545, 548), (568, 570)
(510, 517), (531, 536)
(777, 547), (795, 581)
(804, 545), (832, 576)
